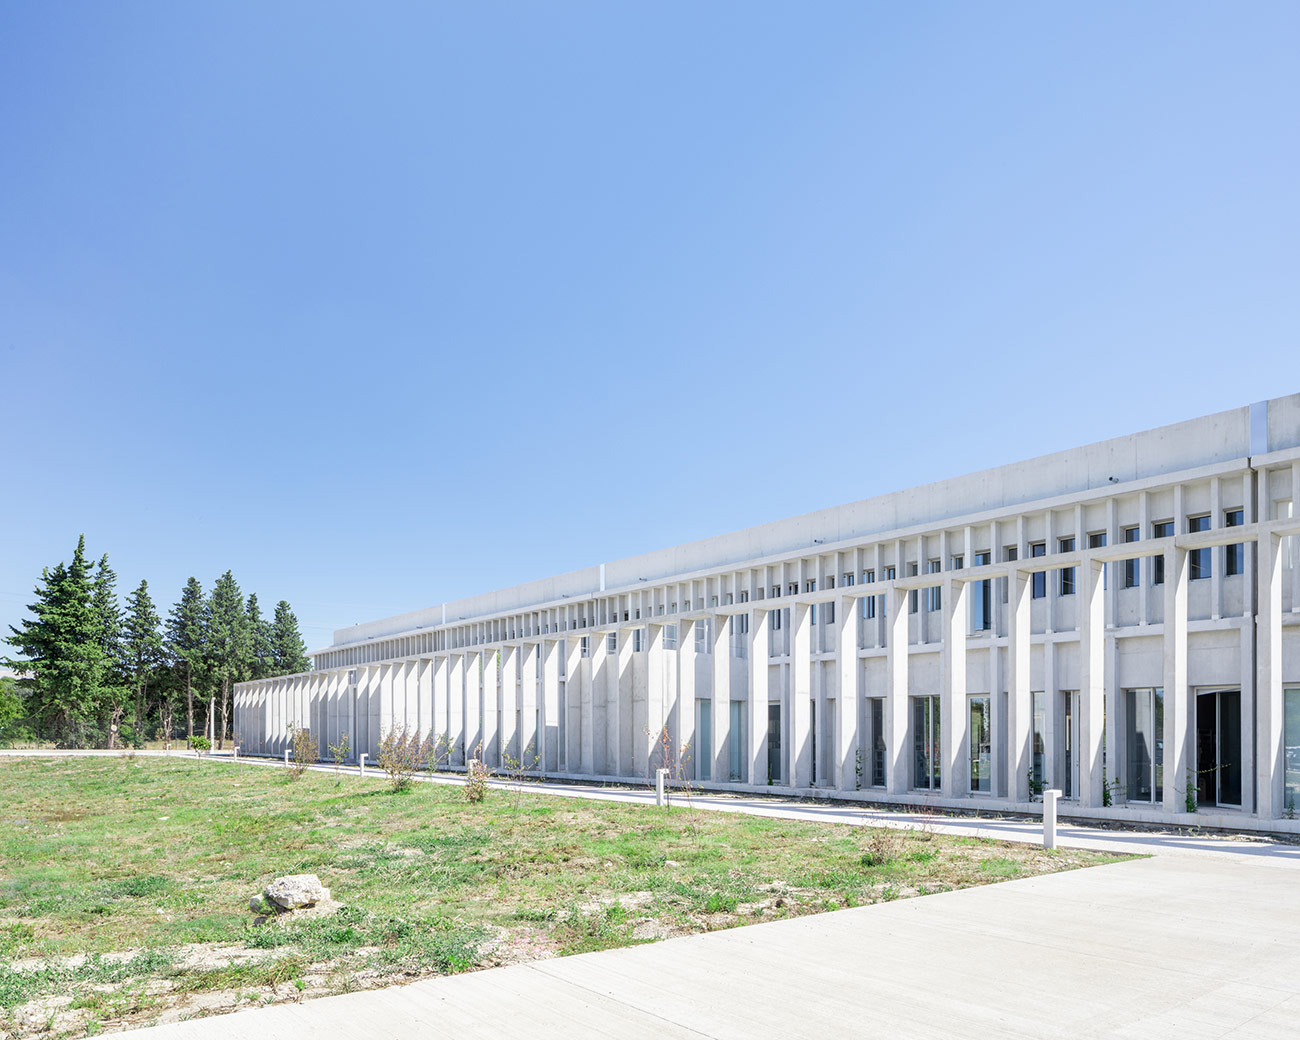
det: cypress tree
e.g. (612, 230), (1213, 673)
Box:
(271, 600), (311, 675)
(166, 577), (206, 740)
(124, 579), (164, 743)
(3, 536), (109, 746)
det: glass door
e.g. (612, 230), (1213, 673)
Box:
(969, 697), (991, 793)
(870, 698), (886, 787)
(1126, 688), (1164, 803)
(696, 699), (712, 781)
(912, 695), (940, 790)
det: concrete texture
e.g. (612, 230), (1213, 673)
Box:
(124, 838), (1300, 1038)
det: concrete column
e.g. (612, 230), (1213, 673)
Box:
(481, 650), (499, 765)
(678, 620), (698, 780)
(1258, 530), (1285, 818)
(789, 602), (812, 789)
(1162, 547), (1189, 815)
(520, 643), (539, 767)
(941, 578), (969, 797)
(885, 585), (910, 795)
(1007, 568), (1032, 802)
(500, 645), (518, 767)
(564, 637), (583, 774)
(748, 608), (770, 786)
(580, 638), (596, 774)
(1078, 559), (1106, 807)
(449, 654), (465, 766)
(615, 629), (633, 776)
(433, 656), (449, 748)
(543, 639), (561, 773)
(711, 617), (731, 782)
(640, 624), (664, 778)
(834, 595), (858, 791)
(1210, 478), (1223, 620)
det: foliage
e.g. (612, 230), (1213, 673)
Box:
(271, 601), (311, 675)
(205, 571), (250, 750)
(245, 594), (275, 681)
(0, 676), (31, 745)
(378, 725), (435, 792)
(464, 741), (490, 803)
(188, 735), (211, 753)
(328, 731), (352, 771)
(166, 577), (207, 740)
(289, 725), (319, 778)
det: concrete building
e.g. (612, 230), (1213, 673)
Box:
(235, 394), (1300, 828)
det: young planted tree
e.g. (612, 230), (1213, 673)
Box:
(246, 593), (276, 680)
(166, 578), (206, 740)
(123, 580), (164, 744)
(4, 536), (112, 746)
(205, 571), (251, 749)
(271, 600), (311, 675)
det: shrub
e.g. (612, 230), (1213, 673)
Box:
(289, 726), (318, 778)
(328, 732), (351, 771)
(188, 735), (211, 753)
(378, 726), (433, 792)
(465, 744), (490, 803)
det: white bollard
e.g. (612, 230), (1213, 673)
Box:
(1043, 789), (1062, 849)
(284, 748), (291, 768)
(233, 745), (239, 759)
(359, 753), (368, 777)
(655, 768), (668, 807)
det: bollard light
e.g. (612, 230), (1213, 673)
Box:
(359, 753), (368, 777)
(284, 748), (291, 767)
(655, 768), (669, 808)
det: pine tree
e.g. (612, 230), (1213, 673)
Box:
(206, 571), (250, 748)
(124, 580), (164, 743)
(91, 554), (131, 747)
(3, 536), (111, 746)
(166, 577), (206, 740)
(246, 593), (276, 680)
(271, 600), (311, 675)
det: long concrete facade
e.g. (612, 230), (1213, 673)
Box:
(235, 394), (1300, 827)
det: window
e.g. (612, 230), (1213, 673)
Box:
(950, 555), (963, 570)
(884, 566), (896, 581)
(633, 628), (645, 653)
(663, 624), (678, 650)
(1030, 543), (1047, 599)
(1123, 527), (1141, 588)
(973, 551), (992, 631)
(865, 569), (875, 583)
(1059, 537), (1076, 595)
(908, 563), (919, 614)
(771, 586), (780, 599)
(1126, 687), (1165, 803)
(927, 560), (942, 611)
(970, 697), (991, 793)
(912, 696), (941, 790)
(1089, 532), (1108, 589)
(787, 583), (798, 596)
(805, 580), (816, 593)
(843, 572), (855, 587)
(580, 636), (590, 658)
(825, 602), (835, 626)
(826, 576), (835, 589)
(1188, 515), (1211, 580)
(772, 610), (783, 631)
(810, 603), (817, 626)
(1225, 509), (1245, 576)
(607, 632), (618, 654)
(1152, 521), (1173, 584)
(862, 594), (876, 621)
(1285, 688), (1300, 814)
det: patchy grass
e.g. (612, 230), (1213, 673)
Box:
(0, 757), (1126, 1037)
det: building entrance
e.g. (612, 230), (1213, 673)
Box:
(1196, 690), (1241, 807)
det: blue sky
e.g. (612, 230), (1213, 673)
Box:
(2, 2), (1297, 650)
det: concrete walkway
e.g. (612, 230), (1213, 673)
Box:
(9, 750), (1300, 1036)
(129, 847), (1299, 1039)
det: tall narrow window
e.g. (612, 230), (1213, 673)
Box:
(607, 632), (618, 654)
(1225, 509), (1245, 576)
(973, 551), (992, 631)
(1089, 532), (1108, 590)
(1123, 527), (1141, 588)
(969, 697), (991, 793)
(1152, 521), (1173, 584)
(1059, 537), (1076, 595)
(912, 695), (941, 790)
(927, 559), (942, 611)
(1030, 543), (1047, 599)
(1188, 515), (1211, 579)
(908, 563), (919, 614)
(1126, 687), (1165, 802)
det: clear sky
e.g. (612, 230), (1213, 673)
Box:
(2, 2), (1297, 652)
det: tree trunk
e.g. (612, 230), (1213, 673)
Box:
(186, 664), (194, 740)
(218, 675), (229, 749)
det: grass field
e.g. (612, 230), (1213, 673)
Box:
(0, 756), (1126, 1037)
